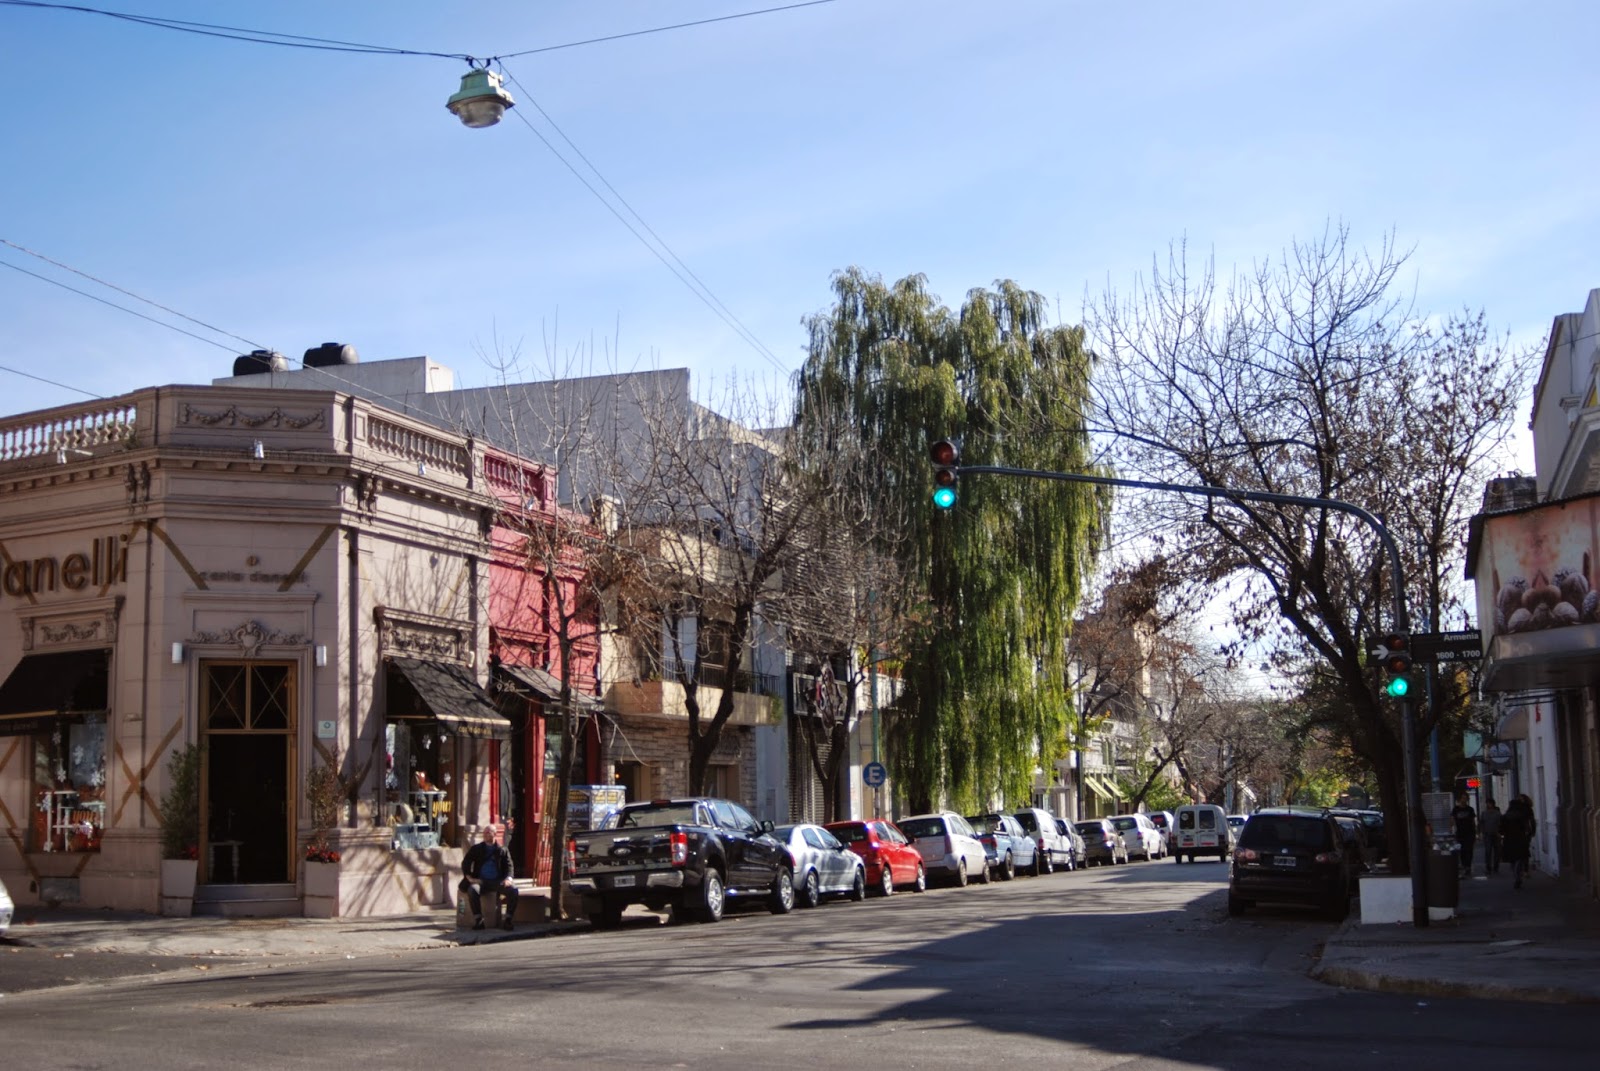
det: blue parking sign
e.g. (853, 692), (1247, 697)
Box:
(863, 761), (887, 787)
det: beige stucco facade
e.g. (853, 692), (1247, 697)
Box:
(0, 385), (512, 916)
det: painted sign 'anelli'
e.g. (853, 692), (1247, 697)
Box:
(1, 534), (129, 600)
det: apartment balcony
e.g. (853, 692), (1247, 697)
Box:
(605, 661), (781, 727)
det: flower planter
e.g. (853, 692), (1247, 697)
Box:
(303, 860), (343, 917)
(161, 858), (198, 917)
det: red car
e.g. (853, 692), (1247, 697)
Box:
(823, 818), (928, 896)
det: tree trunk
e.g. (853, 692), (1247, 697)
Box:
(547, 704), (579, 920)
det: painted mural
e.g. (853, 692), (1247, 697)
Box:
(1476, 495), (1600, 639)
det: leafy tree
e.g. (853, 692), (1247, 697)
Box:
(795, 269), (1109, 810)
(1088, 226), (1526, 873)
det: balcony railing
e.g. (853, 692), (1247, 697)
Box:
(650, 658), (782, 697)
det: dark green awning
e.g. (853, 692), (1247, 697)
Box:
(0, 648), (109, 736)
(387, 657), (512, 739)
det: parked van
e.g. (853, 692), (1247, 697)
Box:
(1173, 803), (1232, 863)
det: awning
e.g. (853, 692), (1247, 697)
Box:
(386, 657), (512, 739)
(0, 648), (110, 736)
(495, 663), (603, 712)
(1082, 773), (1114, 802)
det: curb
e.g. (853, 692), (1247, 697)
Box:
(1309, 962), (1600, 1005)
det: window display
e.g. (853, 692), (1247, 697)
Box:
(385, 722), (456, 849)
(31, 716), (106, 852)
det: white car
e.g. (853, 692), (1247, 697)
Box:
(0, 875), (12, 937)
(896, 811), (990, 887)
(774, 823), (867, 908)
(1110, 813), (1166, 861)
(1014, 806), (1074, 872)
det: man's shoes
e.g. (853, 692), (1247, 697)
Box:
(501, 919), (514, 931)
(472, 917), (486, 930)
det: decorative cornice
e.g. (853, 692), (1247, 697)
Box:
(20, 597), (123, 652)
(375, 607), (469, 664)
(189, 619), (309, 657)
(178, 403), (326, 430)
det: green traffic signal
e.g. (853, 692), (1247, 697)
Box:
(1385, 675), (1410, 698)
(932, 485), (957, 509)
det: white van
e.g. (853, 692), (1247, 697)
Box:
(1173, 804), (1232, 863)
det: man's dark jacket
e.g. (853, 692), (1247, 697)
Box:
(462, 841), (514, 884)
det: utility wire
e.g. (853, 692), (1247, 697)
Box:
(1, 237), (268, 351)
(0, 359), (100, 398)
(0, 257), (242, 352)
(0, 0), (844, 62)
(501, 67), (787, 375)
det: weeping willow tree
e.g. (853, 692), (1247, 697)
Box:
(793, 268), (1109, 811)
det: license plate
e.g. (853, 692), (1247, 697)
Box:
(1273, 856), (1298, 868)
(611, 875), (636, 887)
(1200, 836), (1216, 845)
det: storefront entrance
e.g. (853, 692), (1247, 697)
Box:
(199, 662), (295, 885)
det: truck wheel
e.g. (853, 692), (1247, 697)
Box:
(588, 899), (623, 929)
(695, 870), (726, 923)
(999, 853), (1014, 881)
(768, 866), (796, 914)
(980, 858), (995, 884)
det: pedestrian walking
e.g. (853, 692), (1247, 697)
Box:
(1450, 792), (1477, 878)
(1479, 798), (1502, 875)
(1500, 796), (1534, 889)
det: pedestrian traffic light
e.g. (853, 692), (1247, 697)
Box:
(930, 439), (959, 509)
(1374, 633), (1413, 697)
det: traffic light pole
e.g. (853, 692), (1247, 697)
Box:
(956, 462), (1430, 927)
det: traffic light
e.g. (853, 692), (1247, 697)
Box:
(930, 439), (959, 509)
(1375, 633), (1413, 697)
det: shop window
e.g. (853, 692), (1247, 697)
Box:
(385, 722), (457, 849)
(31, 715), (107, 852)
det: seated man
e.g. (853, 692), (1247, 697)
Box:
(459, 823), (518, 931)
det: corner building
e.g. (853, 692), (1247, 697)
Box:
(0, 384), (565, 916)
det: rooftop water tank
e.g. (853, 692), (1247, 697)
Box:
(304, 342), (360, 368)
(231, 349), (289, 376)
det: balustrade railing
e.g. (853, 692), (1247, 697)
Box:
(0, 402), (139, 462)
(368, 415), (468, 477)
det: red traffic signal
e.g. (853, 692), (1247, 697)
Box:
(1378, 633), (1413, 675)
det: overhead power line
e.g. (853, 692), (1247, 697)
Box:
(0, 0), (844, 62)
(500, 68), (788, 376)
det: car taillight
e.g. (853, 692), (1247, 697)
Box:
(1314, 850), (1340, 864)
(1037, 838), (1046, 853)
(1238, 848), (1259, 862)
(943, 835), (953, 856)
(670, 831), (689, 866)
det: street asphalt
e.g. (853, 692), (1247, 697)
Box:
(4, 863), (1597, 1003)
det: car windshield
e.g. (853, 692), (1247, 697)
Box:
(615, 803), (698, 828)
(1149, 815), (1168, 829)
(1014, 812), (1038, 832)
(1074, 822), (1102, 835)
(828, 824), (868, 844)
(773, 825), (799, 841)
(1238, 816), (1333, 851)
(897, 817), (945, 839)
(1110, 817), (1137, 831)
(965, 815), (1002, 833)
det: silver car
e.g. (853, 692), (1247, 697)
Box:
(1015, 807), (1074, 873)
(774, 823), (866, 908)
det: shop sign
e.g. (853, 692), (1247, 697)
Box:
(1, 534), (128, 604)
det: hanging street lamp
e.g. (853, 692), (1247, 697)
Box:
(446, 64), (515, 129)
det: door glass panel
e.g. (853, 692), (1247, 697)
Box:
(250, 665), (291, 730)
(205, 665), (247, 730)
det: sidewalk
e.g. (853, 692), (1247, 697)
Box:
(1313, 866), (1600, 1003)
(4, 903), (588, 959)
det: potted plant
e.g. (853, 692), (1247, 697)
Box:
(158, 743), (200, 916)
(303, 749), (345, 907)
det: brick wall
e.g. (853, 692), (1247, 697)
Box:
(604, 716), (756, 807)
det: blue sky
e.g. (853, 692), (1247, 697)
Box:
(2, 0), (1596, 454)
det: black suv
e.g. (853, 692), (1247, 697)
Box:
(1228, 808), (1356, 919)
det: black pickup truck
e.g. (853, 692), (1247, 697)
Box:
(567, 797), (796, 926)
